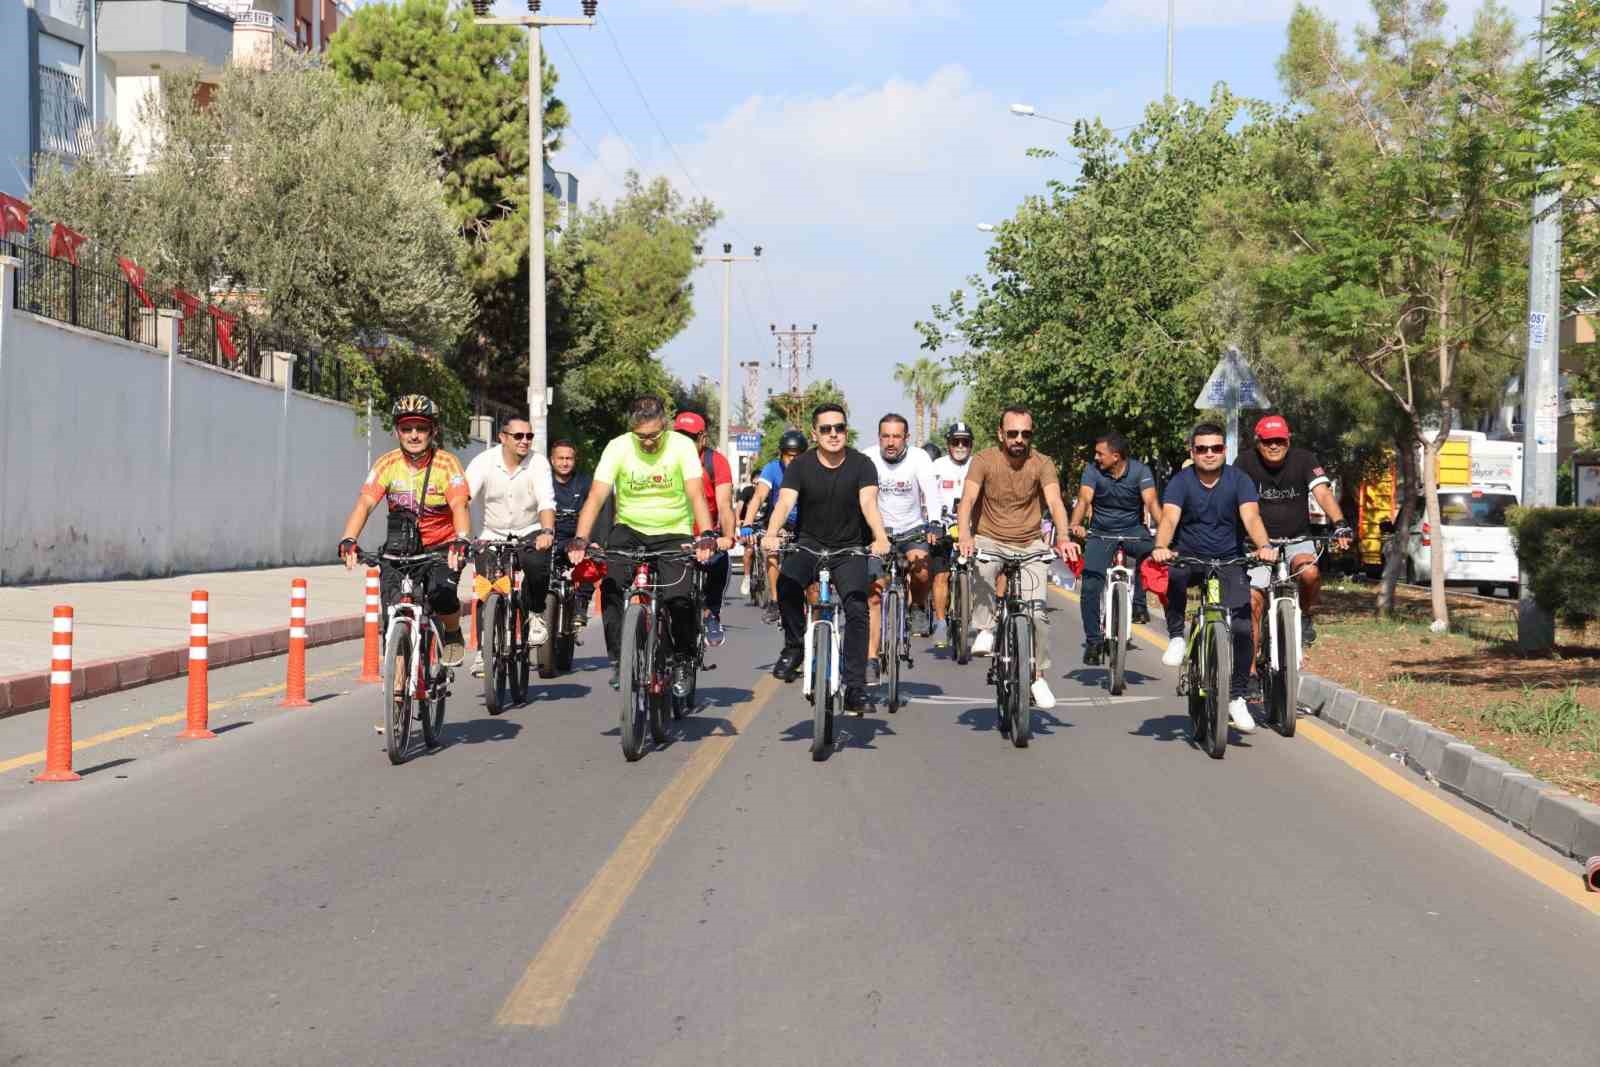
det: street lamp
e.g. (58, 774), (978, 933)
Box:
(976, 223), (996, 232)
(470, 0), (596, 456)
(698, 242), (764, 465)
(1009, 102), (1073, 127)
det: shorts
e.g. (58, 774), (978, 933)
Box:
(928, 536), (953, 577)
(1249, 539), (1315, 590)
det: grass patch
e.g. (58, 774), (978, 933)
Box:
(1480, 684), (1596, 744)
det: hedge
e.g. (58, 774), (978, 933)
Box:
(1508, 507), (1600, 629)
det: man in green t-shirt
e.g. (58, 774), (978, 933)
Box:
(569, 396), (723, 694)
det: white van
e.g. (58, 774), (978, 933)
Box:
(1404, 486), (1520, 596)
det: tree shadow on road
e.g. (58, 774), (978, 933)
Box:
(956, 705), (1074, 737)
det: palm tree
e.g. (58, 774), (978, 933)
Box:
(920, 360), (956, 439)
(892, 360), (926, 443)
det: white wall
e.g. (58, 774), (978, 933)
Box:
(0, 262), (487, 583)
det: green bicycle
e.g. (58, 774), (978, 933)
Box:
(1172, 554), (1255, 760)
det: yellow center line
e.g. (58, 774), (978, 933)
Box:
(497, 673), (782, 1028)
(0, 662), (360, 775)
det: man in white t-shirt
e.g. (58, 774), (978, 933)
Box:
(465, 416), (557, 676)
(862, 413), (940, 683)
(927, 420), (974, 648)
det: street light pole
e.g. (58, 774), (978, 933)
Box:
(1519, 0), (1562, 651)
(472, 1), (596, 457)
(696, 242), (762, 466)
(1165, 0), (1174, 99)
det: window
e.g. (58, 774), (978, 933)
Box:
(1435, 492), (1516, 528)
(36, 66), (93, 161)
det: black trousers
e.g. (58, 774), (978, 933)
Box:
(702, 552), (730, 613)
(380, 552), (461, 619)
(1079, 528), (1152, 643)
(601, 525), (699, 663)
(1164, 562), (1252, 700)
(777, 548), (870, 688)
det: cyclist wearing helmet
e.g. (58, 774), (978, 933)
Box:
(928, 420), (975, 648)
(740, 429), (807, 625)
(673, 410), (736, 647)
(338, 395), (471, 666)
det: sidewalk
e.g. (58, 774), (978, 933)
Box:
(0, 565), (371, 714)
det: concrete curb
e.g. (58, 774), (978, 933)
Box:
(0, 614), (365, 719)
(1299, 672), (1600, 865)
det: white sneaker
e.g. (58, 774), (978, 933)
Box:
(1228, 698), (1256, 734)
(470, 650), (485, 678)
(972, 629), (996, 656)
(1161, 636), (1186, 667)
(529, 615), (549, 647)
(1030, 677), (1056, 710)
(740, 575), (751, 596)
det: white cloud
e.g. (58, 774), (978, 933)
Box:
(1084, 0), (1298, 28)
(657, 0), (957, 16)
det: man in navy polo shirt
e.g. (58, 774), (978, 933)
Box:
(1151, 422), (1277, 734)
(1069, 430), (1160, 664)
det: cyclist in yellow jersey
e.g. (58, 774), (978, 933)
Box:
(338, 395), (471, 666)
(569, 396), (725, 693)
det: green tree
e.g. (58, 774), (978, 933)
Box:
(755, 379), (851, 466)
(892, 360), (928, 443)
(922, 360), (957, 441)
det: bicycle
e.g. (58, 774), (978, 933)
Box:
(1172, 554), (1257, 760)
(356, 547), (453, 764)
(973, 548), (1056, 749)
(938, 512), (975, 665)
(743, 531), (767, 608)
(474, 534), (541, 714)
(876, 529), (932, 714)
(538, 546), (597, 680)
(605, 544), (704, 762)
(1085, 533), (1148, 697)
(1255, 536), (1334, 738)
(781, 543), (874, 761)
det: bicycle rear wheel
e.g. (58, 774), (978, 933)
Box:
(1009, 612), (1032, 748)
(1108, 582), (1127, 696)
(1204, 619), (1230, 759)
(952, 568), (973, 664)
(619, 604), (650, 762)
(482, 596), (506, 715)
(420, 625), (446, 748)
(811, 624), (833, 761)
(1274, 599), (1299, 737)
(647, 608), (671, 744)
(382, 622), (413, 765)
(883, 590), (901, 713)
(537, 592), (560, 679)
(510, 599), (530, 702)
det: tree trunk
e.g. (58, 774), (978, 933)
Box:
(1377, 431), (1415, 619)
(1422, 432), (1450, 631)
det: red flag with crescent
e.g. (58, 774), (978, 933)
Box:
(49, 222), (86, 265)
(118, 257), (155, 309)
(0, 193), (28, 239)
(209, 305), (239, 363)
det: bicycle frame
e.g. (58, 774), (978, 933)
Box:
(1103, 544), (1133, 648)
(384, 569), (444, 704)
(1263, 541), (1325, 673)
(803, 562), (843, 703)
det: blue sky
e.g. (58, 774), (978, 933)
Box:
(520, 0), (1546, 440)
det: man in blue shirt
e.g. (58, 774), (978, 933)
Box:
(1069, 430), (1160, 664)
(740, 430), (806, 624)
(1151, 423), (1277, 734)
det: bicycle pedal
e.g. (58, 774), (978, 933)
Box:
(703, 662), (717, 671)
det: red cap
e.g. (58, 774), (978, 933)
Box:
(673, 412), (706, 435)
(1254, 414), (1291, 440)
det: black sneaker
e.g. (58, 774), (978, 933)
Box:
(762, 602), (781, 625)
(865, 658), (881, 686)
(608, 662), (621, 691)
(1132, 604), (1151, 625)
(671, 658), (693, 698)
(1303, 617), (1318, 646)
(773, 650), (802, 682)
(843, 686), (870, 714)
(1083, 642), (1104, 666)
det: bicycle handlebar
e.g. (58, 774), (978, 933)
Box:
(972, 549), (1058, 565)
(779, 544), (876, 562)
(1169, 554), (1260, 569)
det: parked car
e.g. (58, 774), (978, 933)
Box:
(1404, 487), (1520, 597)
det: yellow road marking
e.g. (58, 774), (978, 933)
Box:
(497, 674), (782, 1028)
(0, 663), (359, 774)
(1298, 718), (1600, 917)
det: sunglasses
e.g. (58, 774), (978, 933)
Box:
(816, 423), (847, 435)
(634, 431), (664, 445)
(1003, 430), (1033, 440)
(1258, 438), (1289, 447)
(504, 431), (534, 442)
(397, 422), (432, 434)
(1192, 443), (1226, 455)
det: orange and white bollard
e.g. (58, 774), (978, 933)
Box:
(179, 591), (215, 739)
(279, 578), (311, 708)
(359, 567), (382, 684)
(1585, 857), (1600, 893)
(36, 605), (80, 782)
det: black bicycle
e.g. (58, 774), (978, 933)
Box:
(939, 512), (974, 664)
(876, 529), (932, 713)
(475, 534), (540, 714)
(538, 544), (595, 680)
(973, 547), (1056, 748)
(604, 545), (705, 762)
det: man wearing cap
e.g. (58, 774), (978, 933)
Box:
(1235, 414), (1352, 656)
(673, 411), (737, 647)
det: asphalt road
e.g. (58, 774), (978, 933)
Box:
(1, 577), (1596, 1065)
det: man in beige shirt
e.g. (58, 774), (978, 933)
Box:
(956, 405), (1075, 710)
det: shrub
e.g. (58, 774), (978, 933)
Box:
(1508, 507), (1600, 629)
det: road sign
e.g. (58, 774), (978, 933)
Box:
(1194, 347), (1271, 464)
(734, 432), (762, 455)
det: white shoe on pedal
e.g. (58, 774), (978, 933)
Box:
(1161, 636), (1186, 667)
(740, 575), (751, 596)
(1228, 698), (1256, 734)
(529, 615), (549, 647)
(972, 629), (995, 656)
(470, 650), (484, 678)
(1030, 677), (1056, 710)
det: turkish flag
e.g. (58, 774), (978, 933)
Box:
(49, 221), (86, 265)
(209, 305), (239, 363)
(172, 288), (202, 337)
(118, 257), (155, 309)
(0, 193), (29, 239)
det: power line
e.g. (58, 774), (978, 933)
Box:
(551, 31), (644, 173)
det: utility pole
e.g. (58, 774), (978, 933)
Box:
(695, 242), (762, 465)
(1165, 0), (1174, 99)
(471, 0), (597, 457)
(771, 322), (817, 396)
(1519, 0), (1562, 652)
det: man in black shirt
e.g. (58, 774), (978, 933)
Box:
(761, 403), (891, 712)
(550, 439), (596, 624)
(1234, 414), (1351, 651)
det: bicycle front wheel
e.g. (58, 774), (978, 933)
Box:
(509, 599), (530, 702)
(1108, 582), (1127, 696)
(420, 625), (446, 748)
(619, 604), (650, 762)
(382, 621), (413, 765)
(482, 596), (506, 715)
(952, 568), (973, 664)
(1274, 599), (1299, 738)
(536, 591), (560, 680)
(1204, 618), (1230, 759)
(1009, 612), (1032, 748)
(811, 624), (833, 761)
(883, 590), (901, 713)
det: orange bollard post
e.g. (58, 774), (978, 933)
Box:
(35, 605), (81, 782)
(279, 578), (311, 708)
(1586, 857), (1600, 893)
(179, 591), (215, 739)
(359, 567), (382, 684)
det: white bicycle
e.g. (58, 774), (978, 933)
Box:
(1088, 533), (1148, 696)
(1255, 535), (1337, 737)
(358, 548), (452, 764)
(782, 543), (873, 762)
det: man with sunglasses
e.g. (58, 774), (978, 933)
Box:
(928, 421), (975, 648)
(338, 394), (471, 667)
(741, 429), (807, 624)
(464, 416), (557, 678)
(568, 396), (722, 695)
(1151, 422), (1278, 734)
(1236, 414), (1351, 661)
(761, 403), (891, 713)
(956, 405), (1074, 711)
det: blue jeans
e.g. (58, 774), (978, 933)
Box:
(1079, 529), (1152, 644)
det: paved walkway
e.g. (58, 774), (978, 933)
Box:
(0, 564), (366, 676)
